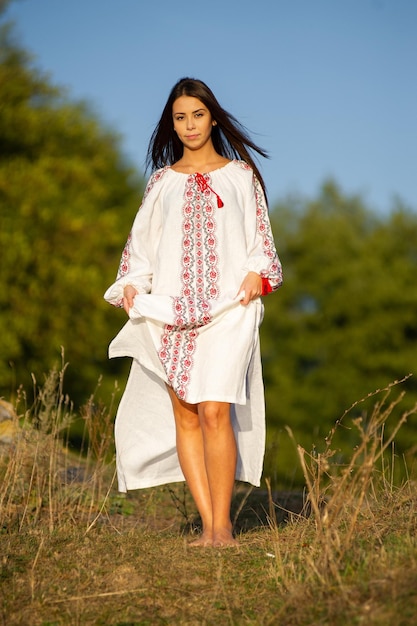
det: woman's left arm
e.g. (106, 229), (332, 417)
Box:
(239, 173), (283, 305)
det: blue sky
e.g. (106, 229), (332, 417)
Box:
(4, 0), (417, 212)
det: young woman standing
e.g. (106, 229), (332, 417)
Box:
(104, 78), (282, 547)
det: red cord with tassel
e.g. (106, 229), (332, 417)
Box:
(195, 173), (224, 208)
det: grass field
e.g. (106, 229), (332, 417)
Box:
(1, 370), (416, 625)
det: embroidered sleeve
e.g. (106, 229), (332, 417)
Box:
(103, 168), (167, 307)
(243, 172), (283, 294)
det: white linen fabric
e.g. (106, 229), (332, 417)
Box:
(104, 159), (282, 492)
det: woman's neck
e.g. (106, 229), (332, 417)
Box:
(172, 150), (230, 174)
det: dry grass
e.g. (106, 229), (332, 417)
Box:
(1, 368), (417, 625)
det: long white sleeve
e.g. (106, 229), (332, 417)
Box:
(243, 173), (283, 293)
(104, 170), (164, 307)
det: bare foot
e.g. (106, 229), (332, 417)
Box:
(212, 528), (238, 548)
(188, 531), (213, 547)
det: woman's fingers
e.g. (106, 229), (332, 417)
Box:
(123, 285), (138, 314)
(238, 272), (262, 305)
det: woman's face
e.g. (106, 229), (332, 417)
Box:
(172, 96), (215, 152)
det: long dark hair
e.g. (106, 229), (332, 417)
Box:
(146, 77), (269, 198)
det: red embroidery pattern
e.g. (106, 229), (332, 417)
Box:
(159, 173), (219, 400)
(254, 175), (282, 290)
(236, 161), (282, 291)
(159, 326), (198, 391)
(118, 233), (131, 278)
(172, 296), (212, 328)
(116, 167), (169, 280)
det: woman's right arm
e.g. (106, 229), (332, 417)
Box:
(104, 171), (164, 309)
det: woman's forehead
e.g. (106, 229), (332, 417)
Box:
(172, 95), (206, 113)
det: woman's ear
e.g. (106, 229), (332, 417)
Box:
(212, 120), (217, 126)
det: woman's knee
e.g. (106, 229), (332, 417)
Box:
(174, 409), (200, 431)
(199, 403), (231, 432)
(166, 385), (199, 430)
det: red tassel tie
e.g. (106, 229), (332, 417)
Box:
(261, 277), (273, 296)
(195, 172), (224, 208)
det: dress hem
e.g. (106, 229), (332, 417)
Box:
(118, 472), (261, 493)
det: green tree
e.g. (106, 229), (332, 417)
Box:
(0, 25), (142, 404)
(263, 182), (417, 486)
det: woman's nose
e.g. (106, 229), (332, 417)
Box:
(186, 116), (195, 129)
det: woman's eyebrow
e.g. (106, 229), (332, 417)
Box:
(174, 108), (206, 115)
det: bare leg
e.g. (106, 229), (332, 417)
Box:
(167, 389), (238, 547)
(166, 387), (213, 545)
(198, 401), (238, 547)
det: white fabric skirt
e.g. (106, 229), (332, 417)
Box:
(108, 295), (266, 491)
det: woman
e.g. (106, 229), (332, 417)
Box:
(104, 78), (282, 547)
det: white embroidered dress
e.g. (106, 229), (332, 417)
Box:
(104, 160), (282, 491)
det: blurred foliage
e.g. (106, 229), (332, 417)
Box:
(263, 183), (417, 485)
(0, 24), (141, 404)
(1, 21), (416, 486)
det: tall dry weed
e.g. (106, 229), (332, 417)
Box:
(0, 360), (117, 533)
(287, 376), (417, 586)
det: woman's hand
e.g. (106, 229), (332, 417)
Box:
(123, 284), (138, 315)
(237, 272), (262, 306)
